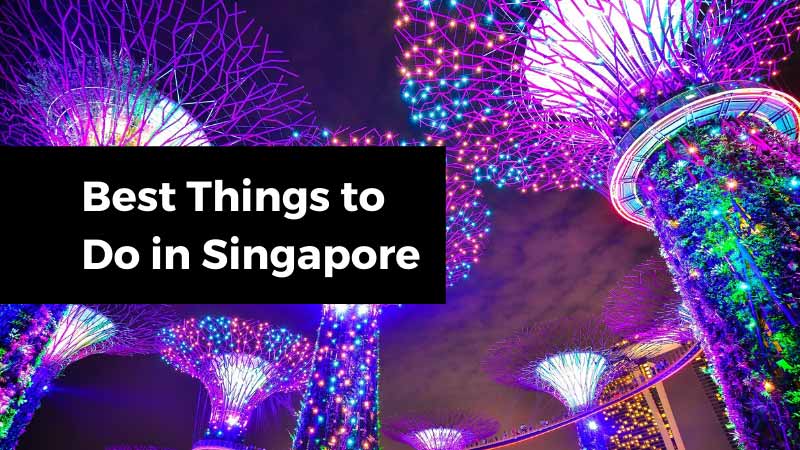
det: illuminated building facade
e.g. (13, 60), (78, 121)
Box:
(600, 359), (685, 450)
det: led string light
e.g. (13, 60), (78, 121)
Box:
(384, 412), (498, 450)
(160, 316), (313, 446)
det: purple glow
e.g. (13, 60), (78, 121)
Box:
(43, 304), (173, 370)
(0, 0), (317, 146)
(317, 126), (492, 284)
(603, 258), (696, 352)
(482, 320), (625, 412)
(394, 0), (800, 194)
(384, 412), (498, 450)
(160, 316), (312, 445)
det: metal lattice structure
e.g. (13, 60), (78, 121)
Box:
(603, 258), (695, 350)
(160, 316), (313, 446)
(0, 0), (317, 146)
(445, 176), (490, 285)
(384, 412), (499, 450)
(483, 320), (625, 412)
(317, 126), (492, 285)
(394, 0), (800, 195)
(483, 320), (625, 449)
(43, 304), (174, 369)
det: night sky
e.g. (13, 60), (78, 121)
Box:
(16, 1), (800, 450)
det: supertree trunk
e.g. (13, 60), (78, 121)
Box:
(639, 118), (800, 449)
(293, 305), (382, 450)
(4, 363), (60, 448)
(576, 418), (607, 450)
(0, 304), (65, 449)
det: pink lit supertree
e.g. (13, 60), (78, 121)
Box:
(0, 0), (317, 146)
(396, 1), (800, 446)
(384, 412), (499, 450)
(0, 304), (174, 449)
(603, 258), (696, 359)
(160, 316), (313, 450)
(483, 320), (627, 450)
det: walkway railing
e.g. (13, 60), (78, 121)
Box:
(467, 343), (703, 450)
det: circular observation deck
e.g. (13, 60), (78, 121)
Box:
(609, 81), (800, 229)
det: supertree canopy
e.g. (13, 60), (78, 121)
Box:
(483, 320), (626, 449)
(0, 304), (173, 449)
(603, 258), (695, 356)
(318, 126), (492, 286)
(0, 305), (65, 445)
(160, 316), (312, 448)
(0, 0), (317, 146)
(43, 304), (171, 368)
(293, 305), (394, 450)
(383, 412), (498, 450)
(320, 127), (412, 147)
(444, 176), (491, 285)
(396, 1), (800, 446)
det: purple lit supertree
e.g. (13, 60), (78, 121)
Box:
(318, 126), (492, 285)
(292, 305), (395, 450)
(320, 127), (409, 147)
(603, 258), (695, 359)
(159, 316), (313, 450)
(483, 320), (627, 450)
(396, 1), (800, 446)
(383, 412), (499, 450)
(0, 0), (317, 146)
(0, 304), (173, 449)
(0, 305), (65, 446)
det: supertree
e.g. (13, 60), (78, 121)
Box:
(383, 412), (499, 450)
(0, 305), (65, 444)
(159, 316), (312, 450)
(0, 0), (317, 146)
(318, 126), (492, 285)
(483, 320), (627, 450)
(0, 304), (173, 449)
(320, 127), (410, 147)
(395, 0), (800, 446)
(105, 446), (177, 450)
(292, 305), (396, 450)
(603, 258), (696, 359)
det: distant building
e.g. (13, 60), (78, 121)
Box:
(691, 354), (738, 450)
(599, 345), (687, 450)
(600, 343), (740, 450)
